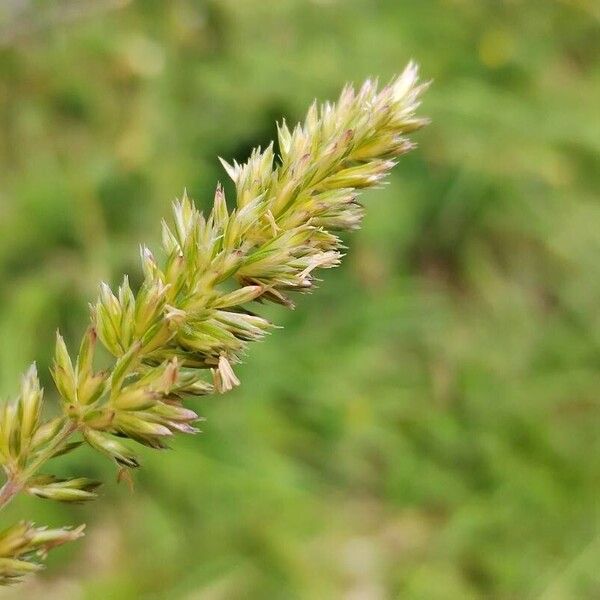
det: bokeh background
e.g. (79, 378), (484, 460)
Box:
(0, 1), (599, 598)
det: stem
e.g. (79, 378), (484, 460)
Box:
(0, 421), (78, 512)
(0, 479), (21, 512)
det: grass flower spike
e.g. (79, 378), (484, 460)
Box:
(0, 62), (428, 583)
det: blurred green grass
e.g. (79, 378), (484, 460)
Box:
(0, 0), (599, 598)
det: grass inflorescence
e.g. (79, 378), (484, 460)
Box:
(0, 63), (428, 583)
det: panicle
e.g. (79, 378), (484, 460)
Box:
(0, 64), (428, 585)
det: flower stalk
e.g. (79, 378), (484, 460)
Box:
(0, 62), (429, 583)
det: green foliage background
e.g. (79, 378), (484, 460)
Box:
(0, 1), (598, 598)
